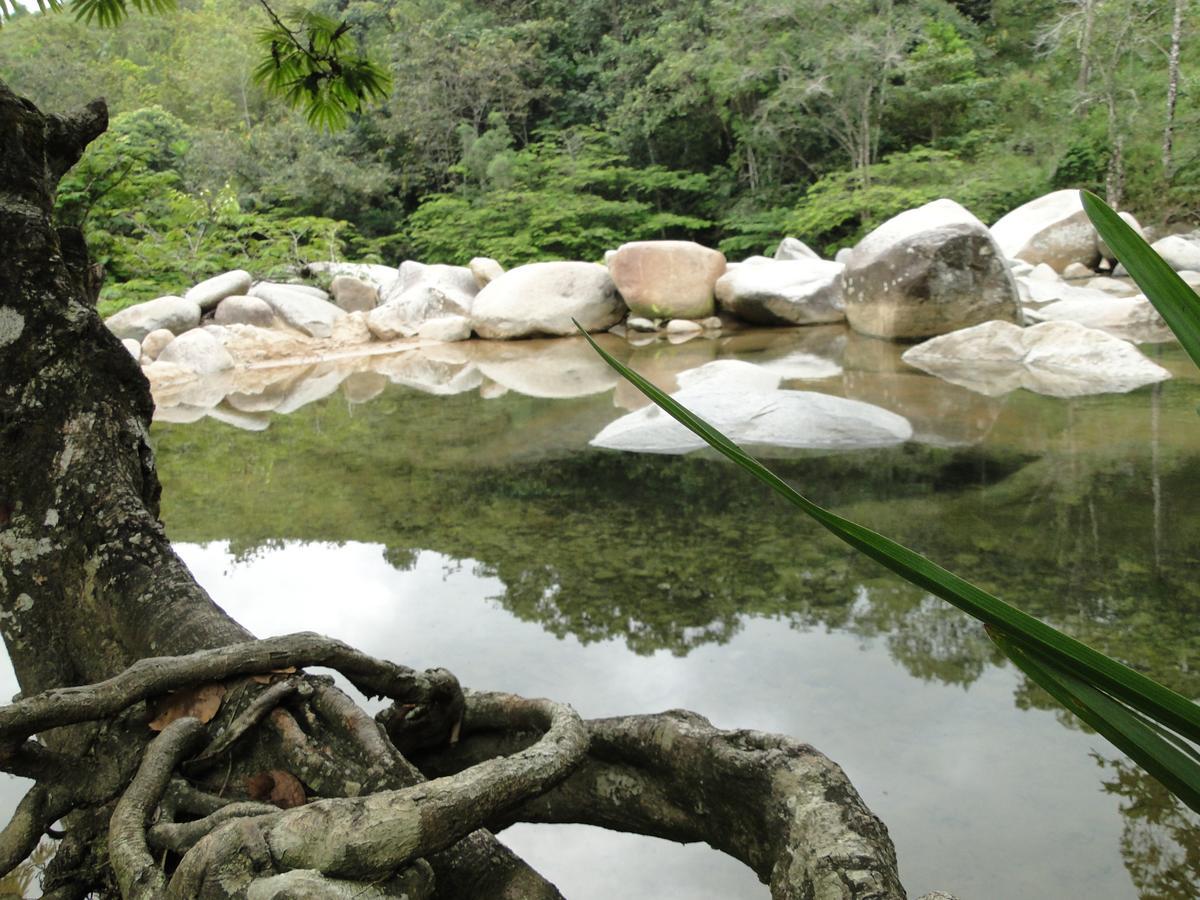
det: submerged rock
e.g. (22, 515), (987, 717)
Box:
(591, 382), (912, 455)
(901, 319), (1170, 398)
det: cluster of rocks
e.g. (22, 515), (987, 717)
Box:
(103, 188), (1191, 406)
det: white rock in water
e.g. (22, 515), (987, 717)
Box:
(418, 316), (472, 342)
(185, 270), (252, 311)
(774, 236), (821, 261)
(715, 259), (845, 326)
(902, 319), (1170, 398)
(472, 261), (625, 339)
(250, 283), (346, 338)
(757, 351), (844, 381)
(674, 359), (783, 393)
(155, 328), (235, 376)
(626, 316), (658, 332)
(1027, 295), (1172, 344)
(105, 296), (201, 342)
(666, 318), (704, 334)
(591, 385), (911, 455)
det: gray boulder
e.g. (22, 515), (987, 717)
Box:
(156, 328), (235, 376)
(252, 282), (330, 302)
(774, 236), (822, 261)
(842, 199), (1020, 340)
(715, 259), (845, 325)
(329, 275), (379, 312)
(607, 240), (726, 319)
(1023, 295), (1171, 343)
(472, 261), (625, 339)
(902, 319), (1170, 397)
(105, 296), (201, 342)
(591, 384), (912, 455)
(249, 283), (346, 338)
(184, 270), (252, 312)
(989, 190), (1100, 271)
(1149, 235), (1200, 272)
(214, 295), (276, 328)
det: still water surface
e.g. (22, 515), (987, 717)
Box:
(13, 325), (1200, 898)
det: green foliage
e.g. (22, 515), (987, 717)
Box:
(407, 126), (712, 265)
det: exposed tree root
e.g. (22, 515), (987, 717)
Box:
(0, 633), (932, 899)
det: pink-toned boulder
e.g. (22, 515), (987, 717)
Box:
(607, 240), (726, 319)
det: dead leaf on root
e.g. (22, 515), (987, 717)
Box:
(246, 770), (307, 809)
(251, 666), (298, 685)
(148, 683), (226, 731)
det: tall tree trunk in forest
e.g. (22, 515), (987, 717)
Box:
(1077, 0), (1096, 93)
(0, 81), (920, 900)
(1163, 0), (1186, 179)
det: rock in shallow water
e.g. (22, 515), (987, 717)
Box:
(901, 319), (1171, 398)
(591, 379), (912, 455)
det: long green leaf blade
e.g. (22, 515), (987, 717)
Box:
(991, 630), (1200, 813)
(1082, 190), (1200, 371)
(577, 325), (1200, 744)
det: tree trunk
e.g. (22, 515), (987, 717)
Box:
(0, 81), (919, 899)
(1163, 0), (1186, 179)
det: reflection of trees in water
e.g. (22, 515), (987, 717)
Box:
(1097, 755), (1200, 899)
(155, 379), (1200, 692)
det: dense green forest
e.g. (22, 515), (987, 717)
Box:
(0, 0), (1195, 312)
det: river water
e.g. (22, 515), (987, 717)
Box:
(9, 324), (1200, 897)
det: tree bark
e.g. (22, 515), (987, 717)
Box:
(1162, 0), (1186, 179)
(0, 80), (920, 899)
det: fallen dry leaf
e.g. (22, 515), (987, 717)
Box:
(148, 683), (226, 731)
(246, 770), (307, 809)
(251, 666), (299, 685)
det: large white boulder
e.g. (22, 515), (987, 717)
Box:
(329, 275), (379, 312)
(214, 295), (276, 328)
(902, 319), (1170, 397)
(469, 257), (505, 288)
(472, 261), (625, 339)
(1149, 235), (1200, 272)
(591, 384), (912, 455)
(249, 283), (346, 338)
(715, 259), (845, 325)
(184, 270), (252, 312)
(607, 240), (726, 319)
(842, 199), (1020, 339)
(155, 328), (235, 376)
(105, 296), (201, 342)
(989, 190), (1100, 271)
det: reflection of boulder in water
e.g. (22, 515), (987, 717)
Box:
(153, 403), (208, 425)
(471, 335), (629, 399)
(903, 320), (1172, 399)
(717, 325), (848, 367)
(592, 382), (912, 455)
(614, 338), (719, 410)
(274, 365), (350, 414)
(841, 371), (1004, 448)
(206, 402), (271, 431)
(340, 371), (389, 405)
(224, 366), (314, 413)
(368, 349), (482, 396)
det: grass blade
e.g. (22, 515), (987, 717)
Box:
(990, 629), (1200, 813)
(1081, 190), (1200, 370)
(577, 324), (1200, 746)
